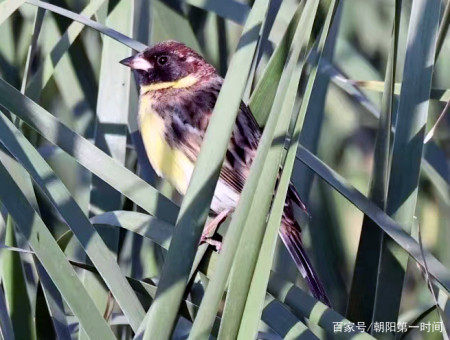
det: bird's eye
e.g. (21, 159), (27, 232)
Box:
(157, 56), (168, 66)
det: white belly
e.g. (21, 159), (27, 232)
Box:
(210, 179), (240, 213)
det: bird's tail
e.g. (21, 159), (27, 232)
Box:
(279, 221), (331, 306)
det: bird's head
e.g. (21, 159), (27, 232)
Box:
(120, 40), (216, 92)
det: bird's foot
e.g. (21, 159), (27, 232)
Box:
(200, 237), (222, 252)
(199, 209), (231, 252)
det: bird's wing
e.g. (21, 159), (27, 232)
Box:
(169, 96), (303, 214)
(219, 102), (261, 194)
(223, 103), (309, 214)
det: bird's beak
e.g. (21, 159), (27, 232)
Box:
(119, 55), (153, 71)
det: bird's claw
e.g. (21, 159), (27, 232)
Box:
(200, 236), (222, 252)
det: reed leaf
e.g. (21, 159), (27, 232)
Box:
(295, 146), (450, 295)
(1, 217), (35, 340)
(0, 0), (25, 25)
(0, 110), (146, 331)
(151, 0), (201, 51)
(372, 0), (440, 327)
(217, 2), (320, 339)
(337, 80), (450, 103)
(249, 2), (305, 126)
(261, 297), (320, 340)
(238, 2), (340, 338)
(139, 0), (269, 338)
(189, 2), (317, 338)
(0, 78), (178, 223)
(25, 0), (107, 101)
(0, 148), (72, 340)
(25, 0), (147, 51)
(0, 161), (115, 340)
(347, 0), (401, 325)
(268, 272), (375, 340)
(0, 283), (15, 340)
(80, 0), (134, 338)
(185, 0), (250, 25)
(435, 0), (450, 61)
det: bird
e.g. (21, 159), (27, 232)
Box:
(120, 40), (330, 305)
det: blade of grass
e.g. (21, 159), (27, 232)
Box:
(189, 4), (319, 337)
(7, 10), (73, 332)
(151, 0), (200, 51)
(41, 13), (96, 217)
(15, 6), (39, 65)
(0, 241), (216, 329)
(248, 2), (304, 126)
(0, 146), (40, 210)
(1, 217), (35, 340)
(218, 2), (320, 338)
(92, 211), (209, 284)
(0, 112), (146, 331)
(261, 297), (320, 340)
(0, 161), (116, 340)
(25, 0), (107, 101)
(0, 0), (25, 26)
(10, 197), (419, 340)
(424, 100), (450, 143)
(92, 212), (210, 283)
(0, 149), (38, 340)
(238, 2), (340, 338)
(53, 209), (351, 337)
(347, 0), (401, 325)
(81, 1), (133, 337)
(0, 78), (179, 224)
(248, 0), (285, 88)
(2, 222), (339, 340)
(372, 0), (441, 328)
(268, 272), (375, 340)
(20, 1), (44, 94)
(422, 143), (450, 205)
(399, 306), (440, 340)
(295, 145), (450, 295)
(34, 261), (72, 340)
(128, 0), (155, 187)
(69, 260), (223, 334)
(291, 1), (345, 306)
(13, 0), (44, 144)
(0, 283), (14, 340)
(320, 57), (450, 207)
(90, 211), (174, 250)
(34, 271), (56, 340)
(185, 0), (250, 25)
(25, 0), (147, 51)
(333, 78), (450, 103)
(435, 0), (450, 61)
(139, 0), (269, 338)
(0, 19), (21, 87)
(68, 248), (360, 340)
(51, 0), (98, 112)
(43, 14), (96, 134)
(416, 221), (450, 339)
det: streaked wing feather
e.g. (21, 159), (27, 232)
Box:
(218, 101), (261, 196)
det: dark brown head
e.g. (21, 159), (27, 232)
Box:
(120, 40), (216, 90)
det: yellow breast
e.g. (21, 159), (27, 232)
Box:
(139, 96), (194, 195)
